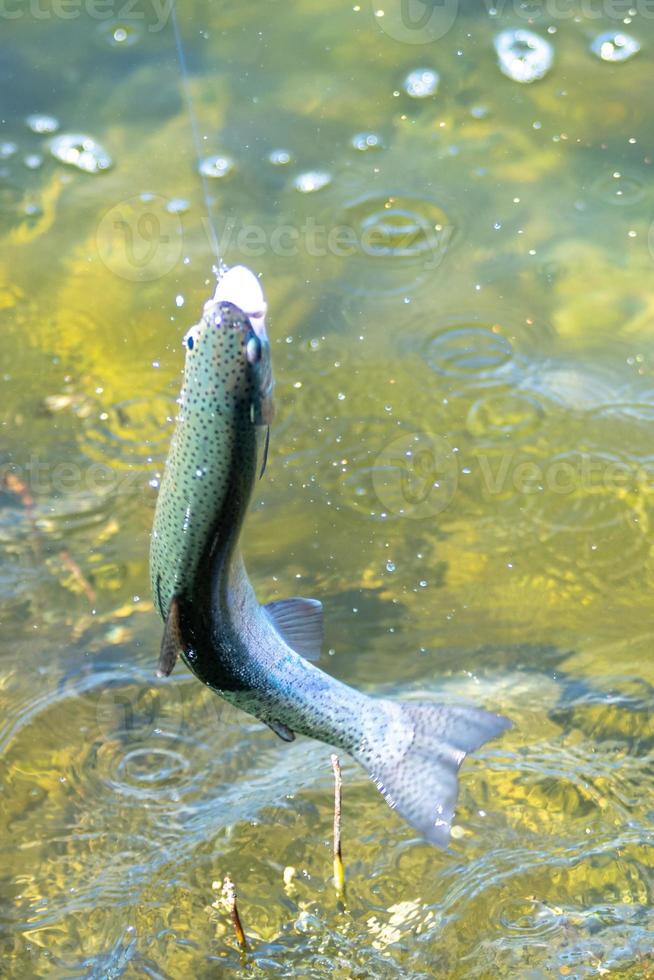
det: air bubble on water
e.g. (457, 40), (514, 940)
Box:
(166, 197), (190, 214)
(98, 20), (144, 48)
(25, 113), (59, 134)
(470, 105), (489, 119)
(494, 29), (554, 83)
(23, 154), (43, 170)
(293, 170), (332, 193)
(49, 133), (112, 173)
(268, 148), (293, 166)
(175, 295), (184, 308)
(199, 154), (235, 179)
(419, 580), (428, 588)
(351, 131), (384, 152)
(0, 141), (17, 159)
(385, 560), (396, 572)
(403, 68), (439, 98)
(591, 31), (640, 62)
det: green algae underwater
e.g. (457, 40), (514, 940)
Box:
(1, 1), (654, 976)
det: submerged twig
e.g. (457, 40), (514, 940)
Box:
(222, 874), (247, 953)
(59, 549), (97, 605)
(331, 753), (345, 901)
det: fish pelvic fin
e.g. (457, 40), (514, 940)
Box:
(266, 718), (295, 742)
(264, 597), (323, 662)
(156, 596), (184, 678)
(355, 700), (511, 848)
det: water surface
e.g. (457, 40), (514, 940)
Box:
(1, 1), (654, 976)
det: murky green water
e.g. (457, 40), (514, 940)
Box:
(1, 1), (654, 976)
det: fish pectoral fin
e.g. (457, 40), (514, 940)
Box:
(259, 424), (270, 479)
(266, 718), (295, 742)
(157, 597), (183, 678)
(264, 597), (323, 663)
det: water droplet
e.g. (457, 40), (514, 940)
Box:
(199, 154), (235, 179)
(403, 67), (439, 98)
(268, 148), (293, 166)
(97, 19), (144, 48)
(293, 170), (332, 193)
(494, 29), (554, 83)
(49, 133), (112, 174)
(166, 197), (190, 214)
(23, 153), (43, 170)
(591, 31), (640, 62)
(25, 113), (59, 134)
(593, 171), (644, 205)
(351, 131), (384, 152)
(385, 560), (396, 572)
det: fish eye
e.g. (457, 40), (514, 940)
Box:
(246, 334), (261, 365)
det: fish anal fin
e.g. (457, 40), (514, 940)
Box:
(264, 597), (323, 663)
(267, 718), (295, 742)
(157, 596), (183, 678)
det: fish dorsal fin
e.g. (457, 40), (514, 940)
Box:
(264, 597), (323, 663)
(266, 718), (295, 742)
(157, 596), (183, 678)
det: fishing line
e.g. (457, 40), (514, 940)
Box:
(170, 0), (222, 265)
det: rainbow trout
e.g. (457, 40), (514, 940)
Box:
(150, 265), (510, 847)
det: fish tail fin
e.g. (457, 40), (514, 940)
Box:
(355, 699), (511, 848)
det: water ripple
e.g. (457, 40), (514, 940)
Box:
(426, 325), (513, 377)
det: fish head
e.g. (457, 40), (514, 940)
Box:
(181, 266), (274, 425)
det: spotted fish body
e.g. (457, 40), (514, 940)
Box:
(150, 294), (270, 624)
(150, 265), (510, 847)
